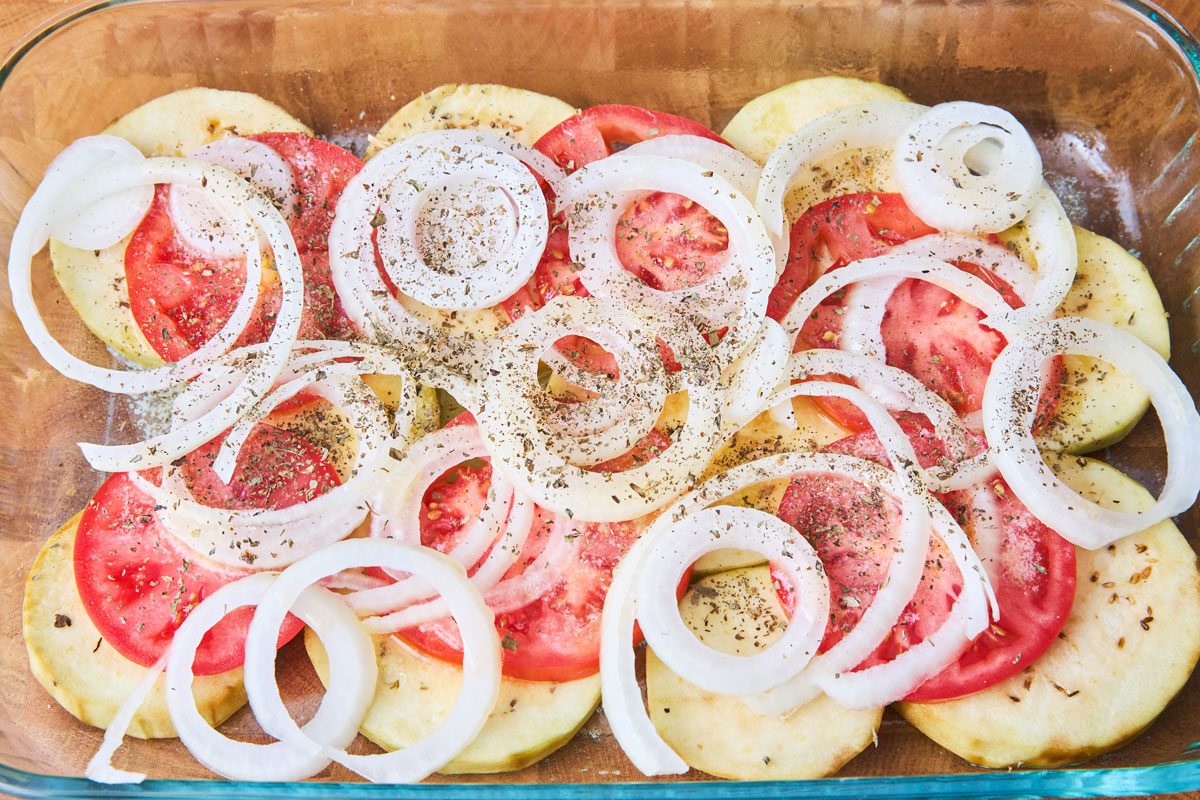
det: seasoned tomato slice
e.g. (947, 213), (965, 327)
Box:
(774, 415), (1075, 701)
(125, 133), (360, 361)
(499, 105), (730, 322)
(770, 192), (1061, 431)
(73, 423), (340, 675)
(498, 105), (731, 375)
(395, 413), (666, 681)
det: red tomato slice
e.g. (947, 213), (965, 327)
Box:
(395, 413), (666, 681)
(73, 423), (340, 675)
(774, 415), (1075, 701)
(497, 105), (730, 375)
(534, 104), (727, 174)
(125, 133), (360, 361)
(769, 192), (1061, 432)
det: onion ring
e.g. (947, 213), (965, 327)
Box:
(170, 137), (299, 258)
(557, 152), (776, 369)
(165, 574), (376, 781)
(472, 296), (724, 522)
(46, 135), (153, 250)
(243, 538), (501, 783)
(756, 102), (926, 238)
(636, 505), (829, 695)
(894, 101), (1042, 235)
(983, 316), (1200, 548)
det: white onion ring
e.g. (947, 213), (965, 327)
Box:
(780, 253), (1017, 347)
(373, 138), (547, 311)
(622, 135), (762, 199)
(346, 425), (522, 617)
(130, 370), (392, 570)
(601, 451), (926, 776)
(839, 231), (1036, 366)
(330, 130), (559, 367)
(722, 318), (790, 428)
(472, 296), (724, 522)
(170, 137), (299, 258)
(1006, 185), (1078, 329)
(10, 156), (304, 472)
(983, 316), (1200, 548)
(784, 349), (992, 492)
(46, 135), (153, 250)
(85, 655), (165, 784)
(483, 510), (579, 614)
(557, 152), (776, 369)
(636, 505), (828, 695)
(894, 101), (1042, 235)
(243, 538), (501, 783)
(165, 574), (375, 781)
(742, 380), (992, 714)
(756, 102), (926, 238)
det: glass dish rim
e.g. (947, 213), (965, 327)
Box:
(2, 0), (1200, 797)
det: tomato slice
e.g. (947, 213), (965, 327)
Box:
(395, 413), (665, 681)
(494, 105), (731, 376)
(73, 422), (340, 675)
(534, 104), (727, 173)
(498, 105), (729, 324)
(769, 192), (1062, 432)
(125, 133), (360, 361)
(774, 415), (1075, 701)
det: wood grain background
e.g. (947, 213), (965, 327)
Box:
(0, 2), (1198, 800)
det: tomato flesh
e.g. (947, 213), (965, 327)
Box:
(775, 415), (1075, 700)
(126, 133), (360, 361)
(495, 105), (731, 375)
(769, 192), (1062, 432)
(73, 423), (340, 674)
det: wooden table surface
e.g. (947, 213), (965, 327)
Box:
(0, 1), (1199, 800)
(2, 0), (1200, 52)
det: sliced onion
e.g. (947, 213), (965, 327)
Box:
(330, 130), (557, 367)
(472, 296), (724, 522)
(84, 655), (165, 784)
(894, 102), (1042, 235)
(130, 369), (392, 570)
(243, 538), (501, 783)
(636, 505), (828, 695)
(601, 451), (923, 775)
(983, 316), (1200, 548)
(46, 136), (153, 250)
(722, 318), (789, 428)
(785, 349), (992, 492)
(13, 158), (296, 397)
(622, 135), (762, 199)
(169, 137), (298, 259)
(892, 232), (1038, 300)
(557, 152), (776, 369)
(969, 477), (1005, 589)
(780, 253), (1017, 346)
(1005, 184), (1078, 329)
(374, 138), (547, 311)
(362, 490), (536, 631)
(346, 425), (521, 617)
(483, 510), (579, 614)
(165, 573), (375, 781)
(9, 156), (304, 473)
(757, 102), (926, 238)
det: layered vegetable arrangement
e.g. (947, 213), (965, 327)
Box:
(15, 78), (1200, 784)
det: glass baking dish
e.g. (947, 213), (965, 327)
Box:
(3, 0), (1200, 796)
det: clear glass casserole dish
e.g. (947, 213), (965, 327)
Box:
(2, 0), (1200, 796)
